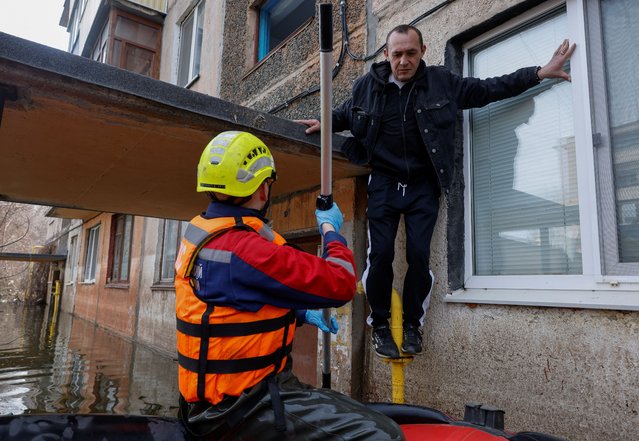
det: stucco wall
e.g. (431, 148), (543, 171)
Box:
(135, 217), (178, 357)
(219, 0), (368, 119)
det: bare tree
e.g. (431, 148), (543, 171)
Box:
(0, 202), (51, 302)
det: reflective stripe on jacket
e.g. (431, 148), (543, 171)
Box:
(174, 215), (296, 405)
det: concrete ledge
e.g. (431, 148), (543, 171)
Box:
(446, 288), (639, 311)
(0, 253), (66, 262)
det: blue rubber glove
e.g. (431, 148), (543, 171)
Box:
(315, 203), (343, 235)
(305, 310), (339, 334)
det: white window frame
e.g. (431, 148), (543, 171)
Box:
(157, 219), (187, 284)
(446, 0), (639, 310)
(70, 15), (79, 53)
(177, 1), (204, 87)
(584, 0), (639, 277)
(108, 214), (133, 284)
(91, 21), (109, 63)
(83, 224), (100, 283)
(67, 234), (79, 284)
(69, 0), (87, 54)
(80, 0), (88, 18)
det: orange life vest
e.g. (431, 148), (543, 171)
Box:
(174, 215), (296, 405)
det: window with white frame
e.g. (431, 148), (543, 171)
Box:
(469, 9), (578, 277)
(158, 219), (187, 283)
(108, 214), (133, 284)
(83, 225), (100, 283)
(454, 0), (639, 310)
(177, 1), (205, 87)
(257, 0), (315, 61)
(68, 0), (88, 54)
(91, 22), (109, 63)
(70, 2), (81, 53)
(586, 0), (639, 273)
(68, 235), (78, 283)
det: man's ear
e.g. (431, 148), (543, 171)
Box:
(258, 181), (270, 201)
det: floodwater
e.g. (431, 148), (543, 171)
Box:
(0, 303), (179, 416)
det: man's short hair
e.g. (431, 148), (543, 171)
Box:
(386, 24), (424, 47)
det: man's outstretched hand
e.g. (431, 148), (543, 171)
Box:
(295, 119), (321, 135)
(538, 39), (576, 82)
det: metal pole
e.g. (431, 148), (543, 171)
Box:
(318, 2), (333, 389)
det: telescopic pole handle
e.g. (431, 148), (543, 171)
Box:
(316, 194), (333, 211)
(319, 3), (333, 52)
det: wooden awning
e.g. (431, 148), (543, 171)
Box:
(0, 32), (367, 221)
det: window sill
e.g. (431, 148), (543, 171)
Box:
(151, 282), (175, 291)
(446, 288), (639, 311)
(105, 283), (130, 289)
(184, 74), (200, 89)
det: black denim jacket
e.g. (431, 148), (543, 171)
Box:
(333, 60), (540, 190)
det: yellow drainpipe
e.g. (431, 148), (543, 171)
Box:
(385, 288), (413, 404)
(47, 280), (60, 339)
(359, 283), (413, 404)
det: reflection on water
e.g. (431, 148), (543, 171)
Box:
(0, 303), (179, 416)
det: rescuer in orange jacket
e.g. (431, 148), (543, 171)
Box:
(175, 131), (404, 440)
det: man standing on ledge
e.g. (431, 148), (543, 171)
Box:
(297, 25), (575, 359)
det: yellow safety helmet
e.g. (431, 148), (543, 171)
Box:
(197, 131), (277, 197)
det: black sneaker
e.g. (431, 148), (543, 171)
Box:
(401, 325), (423, 355)
(371, 325), (400, 359)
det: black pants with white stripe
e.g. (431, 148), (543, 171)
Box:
(363, 172), (438, 329)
